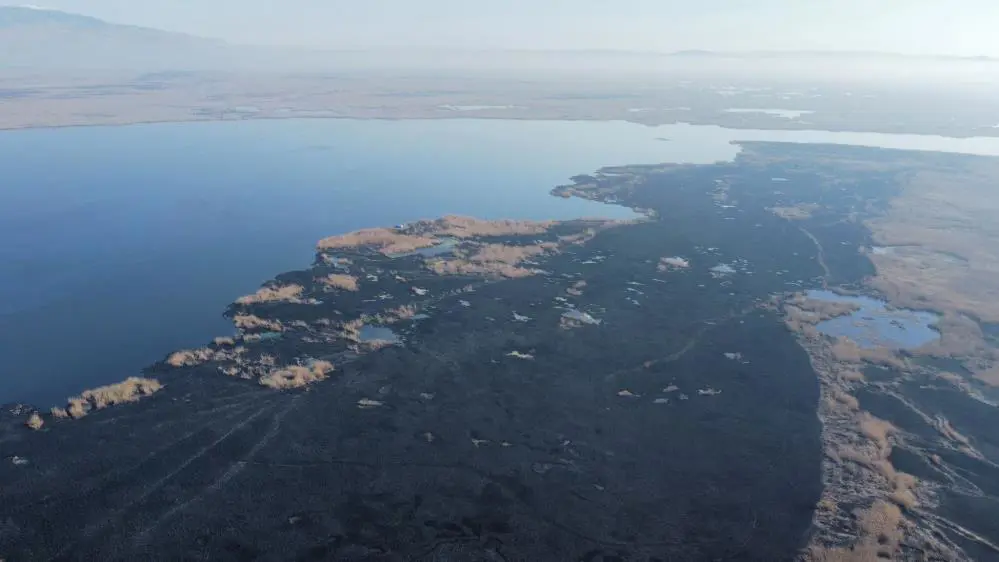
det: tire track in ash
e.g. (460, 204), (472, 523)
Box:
(3, 395), (273, 514)
(49, 398), (282, 561)
(131, 393), (304, 547)
(603, 306), (756, 382)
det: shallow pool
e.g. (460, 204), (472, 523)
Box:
(807, 290), (940, 349)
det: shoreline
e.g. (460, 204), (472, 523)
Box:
(3, 112), (999, 140)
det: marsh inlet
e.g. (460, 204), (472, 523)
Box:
(806, 289), (940, 349)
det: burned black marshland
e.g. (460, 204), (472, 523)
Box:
(3, 142), (999, 560)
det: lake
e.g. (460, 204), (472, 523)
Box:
(5, 118), (999, 405)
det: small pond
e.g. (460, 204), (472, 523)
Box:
(358, 325), (401, 344)
(806, 290), (940, 349)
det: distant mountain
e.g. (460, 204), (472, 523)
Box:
(666, 49), (998, 62)
(0, 5), (141, 29)
(1, 6), (994, 75)
(0, 5), (236, 70)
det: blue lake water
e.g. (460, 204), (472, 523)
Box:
(4, 118), (999, 405)
(806, 290), (941, 349)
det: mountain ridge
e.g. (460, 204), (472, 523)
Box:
(1, 6), (995, 71)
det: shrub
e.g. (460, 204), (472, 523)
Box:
(25, 412), (44, 430)
(259, 360), (334, 389)
(58, 377), (164, 419)
(81, 378), (163, 409)
(167, 348), (215, 367)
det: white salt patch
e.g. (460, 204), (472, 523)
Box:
(659, 257), (690, 271)
(563, 309), (601, 325)
(724, 108), (815, 119)
(439, 105), (518, 111)
(710, 263), (737, 278)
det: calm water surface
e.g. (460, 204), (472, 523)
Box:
(4, 119), (999, 405)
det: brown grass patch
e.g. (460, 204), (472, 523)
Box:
(57, 377), (163, 418)
(828, 337), (904, 368)
(973, 363), (999, 386)
(832, 389), (860, 410)
(25, 412), (44, 430)
(233, 314), (284, 332)
(259, 360), (334, 389)
(432, 215), (553, 238)
(236, 284), (305, 304)
(808, 500), (905, 560)
(839, 369), (865, 382)
(318, 228), (437, 255)
(862, 163), (999, 390)
(320, 274), (360, 292)
(831, 337), (863, 363)
(559, 228), (598, 245)
(859, 500), (904, 552)
(769, 203), (819, 220)
(384, 305), (418, 322)
(429, 259), (536, 278)
(67, 399), (88, 419)
(889, 489), (918, 509)
(802, 300), (861, 321)
(471, 243), (547, 263)
(859, 413), (896, 450)
(167, 347), (216, 367)
(428, 243), (549, 279)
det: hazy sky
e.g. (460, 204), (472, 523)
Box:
(21, 0), (999, 56)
